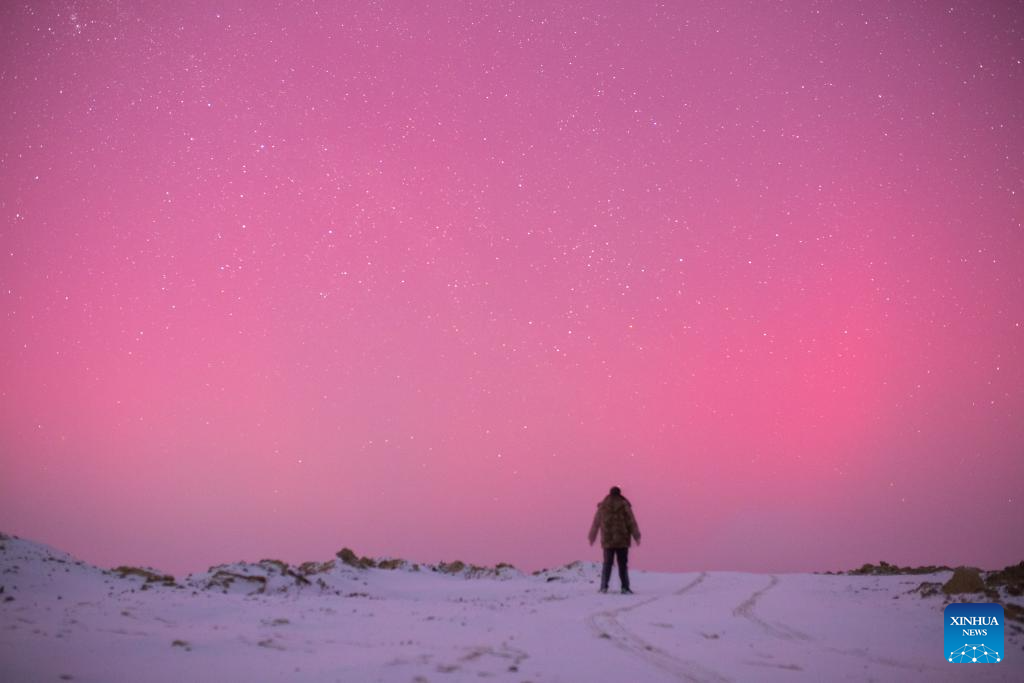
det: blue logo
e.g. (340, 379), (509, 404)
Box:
(944, 603), (1003, 663)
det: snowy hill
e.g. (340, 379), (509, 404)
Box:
(1, 532), (1021, 682)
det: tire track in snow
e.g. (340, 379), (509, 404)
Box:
(731, 575), (812, 642)
(585, 572), (731, 683)
(732, 575), (946, 675)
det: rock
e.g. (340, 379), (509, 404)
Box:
(1004, 602), (1024, 624)
(437, 560), (466, 574)
(849, 561), (951, 576)
(909, 581), (942, 598)
(257, 560), (311, 586)
(206, 571), (268, 594)
(985, 561), (1024, 596)
(113, 566), (177, 587)
(847, 561), (950, 577)
(942, 567), (985, 595)
(297, 560), (335, 575)
(336, 548), (376, 569)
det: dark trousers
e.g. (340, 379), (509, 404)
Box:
(601, 547), (630, 591)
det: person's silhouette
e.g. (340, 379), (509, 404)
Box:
(587, 486), (641, 593)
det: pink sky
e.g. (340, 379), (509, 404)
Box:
(1, 1), (1022, 576)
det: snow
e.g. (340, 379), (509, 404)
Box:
(1, 533), (1021, 682)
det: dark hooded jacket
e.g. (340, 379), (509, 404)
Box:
(588, 494), (641, 549)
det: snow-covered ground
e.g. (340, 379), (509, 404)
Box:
(1, 533), (1021, 682)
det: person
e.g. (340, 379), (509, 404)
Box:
(588, 486), (641, 594)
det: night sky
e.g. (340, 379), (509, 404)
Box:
(2, 1), (1022, 576)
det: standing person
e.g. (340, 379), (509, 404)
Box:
(588, 486), (641, 594)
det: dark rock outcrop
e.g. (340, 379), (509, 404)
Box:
(942, 567), (985, 595)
